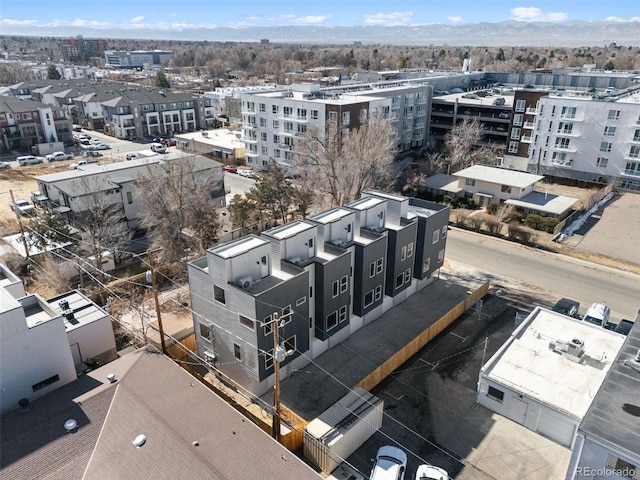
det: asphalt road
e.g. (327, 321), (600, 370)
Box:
(445, 227), (640, 321)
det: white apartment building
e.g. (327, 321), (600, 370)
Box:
(240, 81), (432, 173)
(527, 88), (640, 190)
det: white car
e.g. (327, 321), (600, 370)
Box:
(0, 162), (10, 170)
(90, 143), (110, 150)
(46, 151), (73, 162)
(90, 138), (102, 145)
(415, 464), (449, 480)
(238, 169), (256, 178)
(370, 446), (407, 480)
(10, 199), (35, 216)
(17, 155), (45, 166)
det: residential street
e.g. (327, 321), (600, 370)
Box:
(445, 227), (640, 321)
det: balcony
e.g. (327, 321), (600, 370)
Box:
(552, 145), (577, 153)
(631, 136), (640, 144)
(556, 129), (579, 138)
(244, 137), (258, 144)
(526, 107), (537, 115)
(521, 135), (532, 143)
(291, 116), (308, 122)
(523, 121), (535, 129)
(243, 123), (257, 129)
(550, 159), (573, 168)
(245, 150), (259, 157)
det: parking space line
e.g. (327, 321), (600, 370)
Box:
(449, 331), (468, 342)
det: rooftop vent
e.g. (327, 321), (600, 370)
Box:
(107, 373), (117, 383)
(59, 299), (70, 311)
(238, 277), (252, 289)
(133, 434), (147, 448)
(64, 419), (77, 432)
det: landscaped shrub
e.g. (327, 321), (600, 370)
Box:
(525, 214), (560, 233)
(486, 202), (498, 215)
(507, 223), (537, 245)
(466, 198), (477, 210)
(503, 211), (523, 224)
(467, 215), (484, 232)
(454, 211), (469, 227)
(443, 195), (453, 206)
(541, 216), (559, 233)
(484, 216), (502, 235)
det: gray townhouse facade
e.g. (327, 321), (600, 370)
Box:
(187, 191), (450, 397)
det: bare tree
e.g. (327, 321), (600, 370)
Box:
(431, 119), (498, 174)
(296, 114), (396, 208)
(138, 156), (222, 264)
(72, 177), (132, 278)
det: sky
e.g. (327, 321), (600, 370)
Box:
(1, 0), (639, 32)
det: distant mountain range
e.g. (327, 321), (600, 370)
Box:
(2, 21), (639, 47)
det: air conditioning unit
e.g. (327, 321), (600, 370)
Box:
(203, 351), (217, 364)
(333, 239), (343, 247)
(290, 257), (301, 265)
(238, 276), (252, 289)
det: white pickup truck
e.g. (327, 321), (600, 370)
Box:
(69, 159), (99, 170)
(10, 199), (35, 216)
(46, 151), (73, 162)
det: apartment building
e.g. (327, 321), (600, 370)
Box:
(104, 50), (175, 69)
(240, 81), (431, 173)
(59, 36), (105, 63)
(187, 191), (449, 396)
(527, 87), (640, 190)
(0, 96), (72, 153)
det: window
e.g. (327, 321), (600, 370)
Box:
(607, 109), (620, 120)
(261, 146), (268, 155)
(259, 117), (266, 127)
(401, 246), (407, 261)
(555, 137), (570, 149)
(374, 285), (382, 301)
(376, 258), (383, 274)
(296, 296), (306, 306)
(364, 290), (374, 308)
(604, 126), (617, 136)
(423, 258), (431, 273)
(329, 111), (338, 123)
(561, 106), (577, 119)
(501, 185), (512, 193)
(442, 226), (447, 239)
(515, 100), (526, 112)
(297, 108), (307, 119)
(310, 286), (313, 298)
(600, 142), (612, 153)
(432, 230), (440, 244)
(633, 129), (640, 142)
(557, 122), (573, 134)
(438, 249), (445, 263)
(214, 285), (226, 304)
(342, 111), (350, 126)
(395, 273), (404, 289)
(199, 322), (211, 341)
(32, 374), (60, 392)
(511, 127), (521, 140)
(487, 386), (504, 403)
(327, 312), (338, 330)
(332, 280), (339, 297)
(407, 242), (414, 258)
(284, 335), (296, 353)
(311, 109), (319, 120)
(126, 191), (133, 204)
(465, 178), (475, 186)
(281, 305), (292, 323)
(239, 315), (254, 330)
(508, 141), (519, 153)
(260, 132), (267, 141)
(404, 268), (411, 284)
(340, 275), (348, 293)
(259, 103), (266, 112)
(263, 315), (273, 335)
(513, 114), (523, 126)
(629, 146), (640, 158)
(264, 349), (273, 369)
(370, 262), (376, 278)
(339, 305), (347, 323)
(596, 157), (608, 168)
(283, 106), (292, 116)
(272, 105), (279, 114)
(234, 344), (241, 360)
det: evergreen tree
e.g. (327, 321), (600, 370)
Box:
(46, 64), (61, 80)
(154, 71), (171, 88)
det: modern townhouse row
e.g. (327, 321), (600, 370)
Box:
(187, 190), (450, 397)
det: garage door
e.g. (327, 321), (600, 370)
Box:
(536, 409), (576, 447)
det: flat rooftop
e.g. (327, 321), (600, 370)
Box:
(211, 235), (268, 259)
(505, 191), (578, 215)
(482, 307), (626, 418)
(46, 290), (109, 332)
(263, 221), (315, 240)
(454, 165), (544, 189)
(309, 208), (353, 225)
(347, 196), (386, 211)
(175, 129), (244, 151)
(579, 321), (640, 457)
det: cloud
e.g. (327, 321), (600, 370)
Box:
(69, 18), (111, 28)
(447, 16), (463, 24)
(605, 16), (640, 22)
(363, 11), (414, 26)
(293, 15), (332, 25)
(510, 7), (568, 22)
(241, 14), (329, 25)
(129, 16), (145, 24)
(0, 18), (38, 25)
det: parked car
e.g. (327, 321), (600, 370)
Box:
(126, 153), (139, 161)
(79, 138), (91, 145)
(10, 199), (35, 216)
(238, 169), (255, 178)
(150, 142), (166, 154)
(17, 155), (45, 166)
(72, 124), (82, 132)
(223, 165), (238, 173)
(462, 93), (479, 99)
(161, 138), (176, 147)
(614, 319), (634, 336)
(70, 159), (99, 169)
(90, 143), (110, 150)
(90, 138), (102, 145)
(551, 298), (580, 318)
(582, 302), (612, 328)
(46, 151), (73, 162)
(370, 446), (407, 480)
(415, 464), (449, 480)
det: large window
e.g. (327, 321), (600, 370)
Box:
(239, 315), (254, 330)
(327, 312), (338, 330)
(508, 141), (518, 153)
(600, 142), (612, 153)
(32, 374), (60, 392)
(515, 100), (526, 112)
(607, 109), (620, 120)
(284, 335), (296, 353)
(596, 157), (608, 168)
(199, 322), (211, 342)
(364, 290), (374, 308)
(395, 273), (404, 289)
(561, 106), (577, 119)
(423, 258), (431, 273)
(432, 230), (440, 244)
(510, 127), (521, 140)
(629, 146), (640, 158)
(264, 349), (273, 369)
(604, 126), (617, 137)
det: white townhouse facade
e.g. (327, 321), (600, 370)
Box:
(240, 81), (433, 173)
(527, 88), (640, 190)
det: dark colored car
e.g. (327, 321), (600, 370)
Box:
(551, 298), (580, 318)
(614, 319), (634, 336)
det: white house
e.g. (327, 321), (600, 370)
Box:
(565, 320), (640, 480)
(477, 307), (626, 448)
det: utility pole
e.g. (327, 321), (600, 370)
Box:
(4, 189), (30, 259)
(146, 248), (166, 354)
(272, 312), (281, 441)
